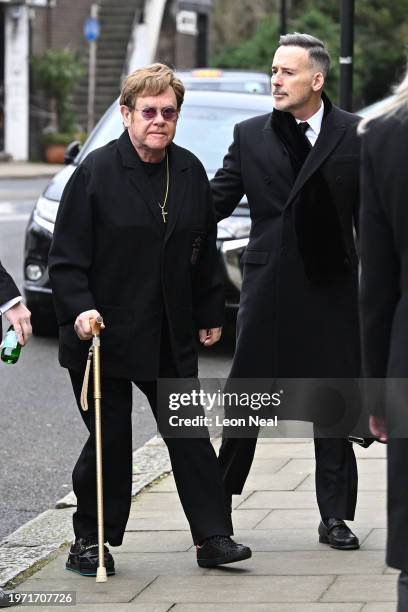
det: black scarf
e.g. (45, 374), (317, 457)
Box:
(271, 94), (349, 284)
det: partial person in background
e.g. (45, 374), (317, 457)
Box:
(0, 259), (31, 344)
(359, 69), (408, 612)
(0, 259), (31, 608)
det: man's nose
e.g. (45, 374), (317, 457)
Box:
(153, 114), (165, 125)
(272, 72), (282, 86)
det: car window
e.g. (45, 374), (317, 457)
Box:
(182, 81), (270, 95)
(175, 105), (267, 172)
(78, 101), (271, 173)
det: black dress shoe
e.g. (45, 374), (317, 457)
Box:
(0, 591), (19, 608)
(196, 535), (252, 567)
(0, 591), (12, 608)
(318, 518), (359, 550)
(66, 536), (115, 576)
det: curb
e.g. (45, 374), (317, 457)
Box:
(0, 165), (64, 180)
(0, 436), (171, 588)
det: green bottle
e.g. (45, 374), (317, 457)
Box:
(1, 326), (22, 364)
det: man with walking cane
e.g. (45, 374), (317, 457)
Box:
(48, 63), (251, 577)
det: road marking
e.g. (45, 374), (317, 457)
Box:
(0, 214), (30, 222)
(0, 200), (31, 222)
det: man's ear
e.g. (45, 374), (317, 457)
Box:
(312, 72), (325, 93)
(120, 105), (132, 128)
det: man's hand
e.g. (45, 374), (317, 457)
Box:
(199, 327), (222, 347)
(369, 415), (388, 443)
(4, 302), (32, 346)
(74, 309), (105, 340)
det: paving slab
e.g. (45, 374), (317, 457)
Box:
(361, 529), (387, 550)
(321, 575), (397, 603)
(361, 605), (396, 612)
(253, 442), (316, 459)
(240, 490), (386, 510)
(31, 549), (205, 578)
(223, 528), (372, 552)
(20, 576), (157, 604)
(20, 606), (171, 612)
(205, 550), (385, 575)
(135, 575), (333, 604)
(173, 605), (364, 612)
(255, 508), (387, 530)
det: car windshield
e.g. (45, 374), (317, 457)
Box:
(182, 81), (270, 95)
(77, 100), (271, 173)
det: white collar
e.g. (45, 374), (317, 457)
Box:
(296, 100), (324, 136)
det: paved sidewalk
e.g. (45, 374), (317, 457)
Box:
(0, 162), (63, 179)
(6, 439), (396, 611)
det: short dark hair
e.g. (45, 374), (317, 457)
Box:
(278, 32), (331, 78)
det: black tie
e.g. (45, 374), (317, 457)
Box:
(298, 121), (311, 148)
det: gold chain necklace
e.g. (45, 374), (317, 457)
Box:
(158, 149), (169, 223)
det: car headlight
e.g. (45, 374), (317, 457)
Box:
(217, 216), (251, 239)
(33, 196), (59, 233)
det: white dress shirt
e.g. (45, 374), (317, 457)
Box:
(0, 296), (22, 315)
(296, 100), (324, 147)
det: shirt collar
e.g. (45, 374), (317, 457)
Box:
(296, 99), (324, 136)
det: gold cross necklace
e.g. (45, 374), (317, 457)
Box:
(158, 149), (169, 223)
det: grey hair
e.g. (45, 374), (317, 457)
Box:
(358, 66), (408, 134)
(279, 32), (331, 78)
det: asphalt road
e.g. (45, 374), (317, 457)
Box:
(0, 177), (235, 541)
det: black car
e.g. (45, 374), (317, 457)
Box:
(23, 90), (273, 335)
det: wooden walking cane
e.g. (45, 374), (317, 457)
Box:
(89, 316), (107, 583)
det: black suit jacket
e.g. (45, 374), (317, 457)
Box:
(48, 130), (224, 379)
(0, 260), (20, 341)
(360, 113), (408, 574)
(211, 97), (361, 379)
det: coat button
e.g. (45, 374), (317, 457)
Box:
(280, 246), (287, 254)
(264, 176), (271, 184)
(335, 176), (343, 184)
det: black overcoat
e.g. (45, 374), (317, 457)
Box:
(211, 98), (361, 379)
(0, 260), (20, 341)
(360, 114), (408, 572)
(48, 130), (224, 380)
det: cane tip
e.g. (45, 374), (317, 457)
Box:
(96, 567), (108, 583)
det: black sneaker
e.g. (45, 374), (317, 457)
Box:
(0, 591), (12, 608)
(196, 535), (252, 568)
(66, 537), (115, 577)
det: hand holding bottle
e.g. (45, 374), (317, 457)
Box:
(4, 301), (31, 346)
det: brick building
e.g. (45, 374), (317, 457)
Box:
(0, 0), (213, 161)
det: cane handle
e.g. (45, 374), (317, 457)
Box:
(90, 316), (104, 337)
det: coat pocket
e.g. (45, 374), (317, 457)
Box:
(241, 249), (270, 265)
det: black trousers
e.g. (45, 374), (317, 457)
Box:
(218, 435), (358, 520)
(68, 339), (232, 546)
(398, 572), (408, 612)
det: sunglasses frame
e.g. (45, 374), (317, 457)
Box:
(133, 106), (179, 121)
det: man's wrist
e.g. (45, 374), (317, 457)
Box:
(0, 296), (22, 315)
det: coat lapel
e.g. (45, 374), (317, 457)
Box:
(285, 107), (346, 207)
(164, 142), (190, 243)
(262, 115), (295, 190)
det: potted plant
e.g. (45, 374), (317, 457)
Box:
(32, 48), (85, 163)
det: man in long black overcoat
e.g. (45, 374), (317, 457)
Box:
(360, 95), (408, 611)
(48, 63), (251, 575)
(212, 34), (361, 549)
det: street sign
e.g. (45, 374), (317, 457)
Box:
(176, 11), (197, 36)
(84, 16), (100, 41)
